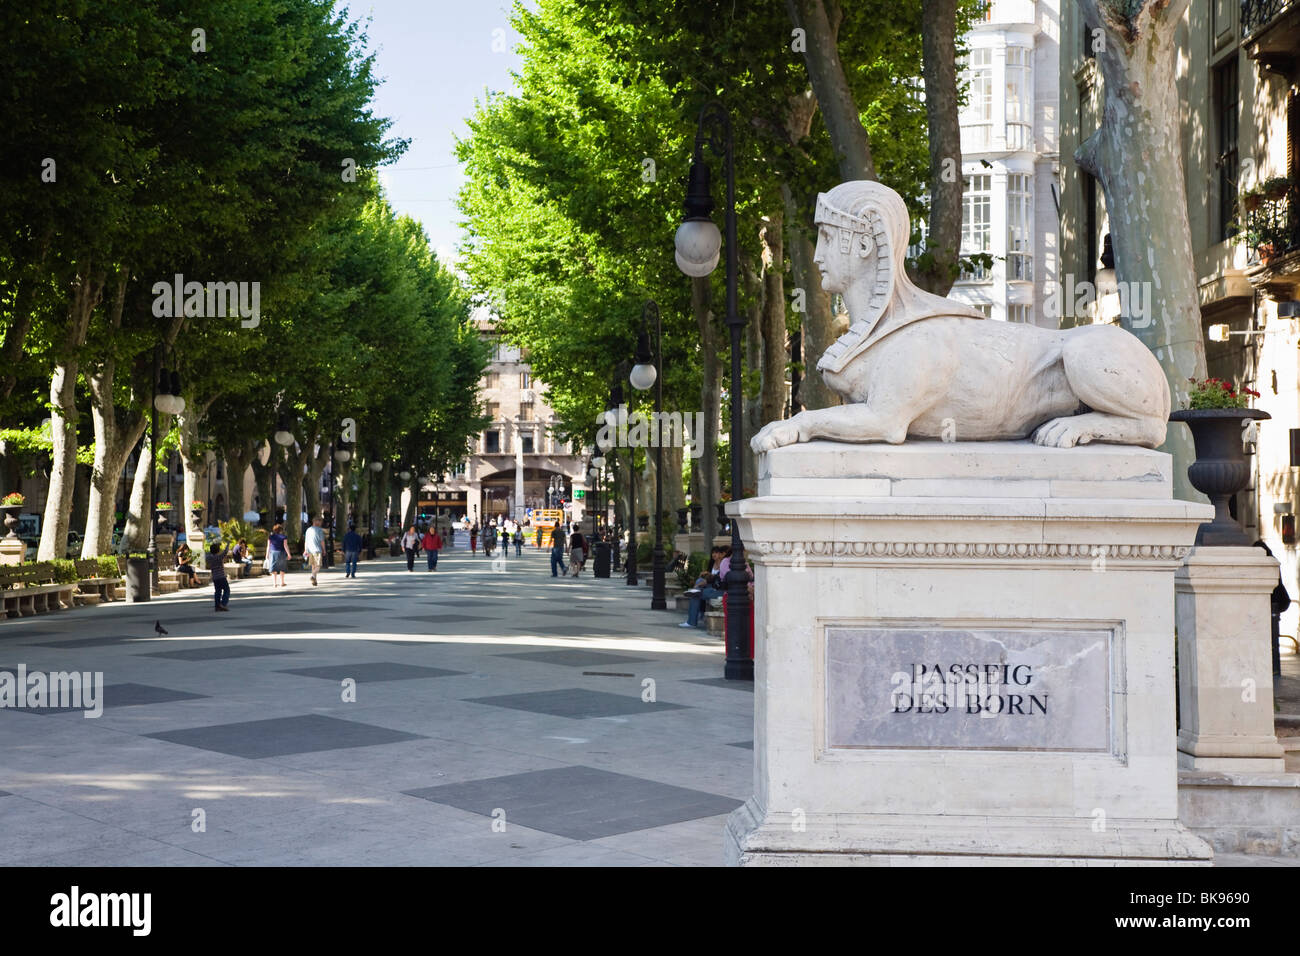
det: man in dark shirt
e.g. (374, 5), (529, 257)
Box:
(342, 524), (363, 578)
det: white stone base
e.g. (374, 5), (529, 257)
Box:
(1176, 548), (1287, 771)
(728, 440), (1214, 866)
(725, 798), (1210, 866)
(1179, 770), (1300, 856)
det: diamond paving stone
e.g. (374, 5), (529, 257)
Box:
(275, 662), (466, 681)
(145, 714), (427, 758)
(136, 644), (300, 661)
(495, 650), (653, 667)
(404, 765), (739, 840)
(391, 614), (493, 624)
(683, 677), (755, 693)
(0, 681), (208, 716)
(463, 688), (686, 719)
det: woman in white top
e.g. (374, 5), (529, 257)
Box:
(401, 526), (420, 571)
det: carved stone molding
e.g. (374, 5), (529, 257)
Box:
(751, 541), (1192, 561)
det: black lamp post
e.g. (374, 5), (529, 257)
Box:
(611, 382), (638, 585)
(676, 101), (751, 681)
(630, 300), (666, 610)
(148, 353), (185, 596)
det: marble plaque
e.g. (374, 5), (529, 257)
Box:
(825, 625), (1112, 752)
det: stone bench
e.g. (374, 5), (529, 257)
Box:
(705, 610), (724, 636)
(0, 564), (78, 619)
(74, 560), (123, 603)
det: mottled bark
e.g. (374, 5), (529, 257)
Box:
(784, 185), (839, 410)
(39, 266), (102, 560)
(120, 430), (155, 554)
(1076, 0), (1204, 501)
(787, 0), (876, 181)
(742, 256), (764, 498)
(760, 210), (788, 425)
(916, 0), (964, 296)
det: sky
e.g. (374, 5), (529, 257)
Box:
(340, 0), (528, 265)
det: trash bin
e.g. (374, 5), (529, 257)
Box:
(593, 541), (611, 578)
(125, 557), (151, 602)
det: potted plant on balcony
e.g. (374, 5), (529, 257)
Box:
(1, 492), (24, 539)
(1169, 377), (1268, 546)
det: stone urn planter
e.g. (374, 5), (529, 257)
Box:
(689, 503), (702, 527)
(125, 557), (151, 602)
(1169, 407), (1270, 546)
(676, 507), (688, 533)
(637, 514), (649, 532)
(0, 505), (21, 540)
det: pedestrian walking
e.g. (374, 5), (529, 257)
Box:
(568, 524), (587, 577)
(550, 528), (567, 577)
(342, 524), (362, 578)
(513, 527), (523, 556)
(470, 521), (479, 553)
(207, 541), (231, 611)
(304, 516), (325, 586)
(265, 522), (291, 588)
(484, 523), (497, 557)
(422, 525), (443, 570)
(401, 525), (419, 571)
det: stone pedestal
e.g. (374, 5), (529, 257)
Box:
(725, 440), (1213, 866)
(1176, 548), (1287, 771)
(0, 537), (24, 566)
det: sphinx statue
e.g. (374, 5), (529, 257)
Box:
(751, 180), (1169, 453)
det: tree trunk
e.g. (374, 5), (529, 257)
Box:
(251, 444), (274, 524)
(1076, 0), (1204, 501)
(693, 275), (721, 545)
(916, 0), (964, 296)
(225, 440), (255, 521)
(742, 255), (764, 498)
(120, 430), (156, 554)
(39, 267), (101, 560)
(784, 185), (840, 410)
(760, 210), (788, 426)
(305, 440), (326, 522)
(787, 0), (876, 181)
(83, 274), (149, 557)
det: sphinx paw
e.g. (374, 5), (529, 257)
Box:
(751, 420), (803, 453)
(1031, 417), (1088, 448)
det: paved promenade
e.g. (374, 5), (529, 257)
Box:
(2, 541), (1294, 866)
(0, 543), (750, 866)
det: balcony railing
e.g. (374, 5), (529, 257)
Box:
(1243, 0), (1295, 37)
(1242, 184), (1300, 264)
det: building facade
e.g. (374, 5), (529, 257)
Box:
(440, 311), (589, 526)
(1060, 1), (1300, 604)
(949, 0), (1060, 327)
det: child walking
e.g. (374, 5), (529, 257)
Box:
(207, 541), (231, 612)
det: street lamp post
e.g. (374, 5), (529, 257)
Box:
(630, 300), (666, 610)
(611, 383), (638, 586)
(148, 353), (185, 595)
(675, 101), (752, 681)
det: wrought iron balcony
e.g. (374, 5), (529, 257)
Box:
(1243, 0), (1300, 79)
(1243, 0), (1293, 35)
